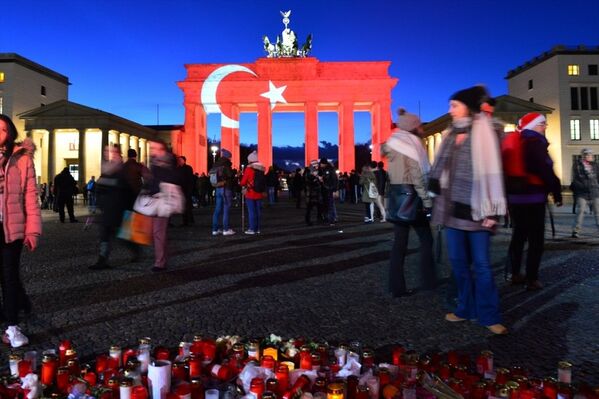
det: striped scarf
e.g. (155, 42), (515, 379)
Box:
(430, 115), (506, 220)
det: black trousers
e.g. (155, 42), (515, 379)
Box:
(389, 217), (435, 295)
(0, 226), (27, 325)
(182, 195), (195, 225)
(57, 195), (75, 222)
(508, 203), (546, 282)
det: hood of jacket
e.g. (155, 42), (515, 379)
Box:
(11, 138), (36, 158)
(248, 162), (265, 172)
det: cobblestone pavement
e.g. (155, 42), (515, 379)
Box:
(3, 200), (598, 384)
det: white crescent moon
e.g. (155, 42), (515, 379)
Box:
(201, 64), (257, 129)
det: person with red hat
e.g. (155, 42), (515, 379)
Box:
(501, 112), (562, 291)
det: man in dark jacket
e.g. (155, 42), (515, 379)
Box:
(211, 149), (235, 235)
(570, 148), (599, 237)
(177, 156), (196, 226)
(305, 162), (323, 225)
(53, 167), (78, 223)
(503, 113), (562, 291)
(121, 149), (149, 210)
(319, 158), (338, 225)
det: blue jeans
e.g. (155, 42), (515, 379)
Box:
(246, 198), (262, 232)
(212, 188), (232, 231)
(445, 228), (501, 326)
(267, 187), (276, 204)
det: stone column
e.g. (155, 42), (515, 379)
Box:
(48, 129), (56, 184)
(370, 103), (381, 163)
(338, 101), (355, 172)
(219, 103), (241, 168)
(257, 102), (273, 168)
(434, 132), (443, 154)
(130, 136), (140, 158)
(119, 133), (130, 154)
(376, 100), (392, 166)
(232, 104), (240, 169)
(304, 102), (319, 166)
(139, 138), (147, 165)
(78, 128), (86, 187)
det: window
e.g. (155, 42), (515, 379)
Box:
(570, 119), (581, 140)
(589, 65), (598, 76)
(571, 87), (579, 110)
(529, 97), (534, 103)
(41, 85), (46, 96)
(581, 87), (589, 110)
(591, 119), (599, 140)
(568, 65), (580, 75)
(591, 87), (598, 110)
(0, 96), (3, 114)
(528, 79), (533, 90)
(0, 72), (4, 83)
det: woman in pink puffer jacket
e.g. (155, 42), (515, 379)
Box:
(0, 114), (42, 348)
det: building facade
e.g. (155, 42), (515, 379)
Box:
(507, 45), (599, 184)
(0, 53), (69, 136)
(20, 100), (164, 187)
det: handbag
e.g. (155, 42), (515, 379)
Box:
(385, 184), (422, 223)
(157, 182), (184, 217)
(117, 210), (153, 245)
(133, 183), (184, 217)
(133, 192), (161, 216)
(367, 182), (379, 199)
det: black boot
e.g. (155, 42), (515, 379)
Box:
(89, 255), (110, 270)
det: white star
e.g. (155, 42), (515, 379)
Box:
(260, 80), (287, 110)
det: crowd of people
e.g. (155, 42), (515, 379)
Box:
(0, 82), (587, 347)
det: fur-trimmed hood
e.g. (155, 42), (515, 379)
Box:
(12, 138), (36, 157)
(248, 162), (265, 172)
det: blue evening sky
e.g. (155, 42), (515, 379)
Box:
(2, 0), (598, 146)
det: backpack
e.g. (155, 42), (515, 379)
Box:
(252, 169), (267, 193)
(209, 166), (224, 187)
(86, 181), (95, 191)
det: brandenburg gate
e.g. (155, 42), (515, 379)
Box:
(177, 11), (397, 173)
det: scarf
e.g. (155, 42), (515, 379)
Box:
(385, 130), (431, 176)
(430, 114), (506, 220)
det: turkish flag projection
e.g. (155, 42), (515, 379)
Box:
(178, 57), (397, 174)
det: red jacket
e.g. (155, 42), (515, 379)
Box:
(240, 163), (266, 200)
(3, 139), (42, 243)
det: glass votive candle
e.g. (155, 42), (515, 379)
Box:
(206, 388), (220, 399)
(557, 362), (572, 384)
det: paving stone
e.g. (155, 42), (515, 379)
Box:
(0, 202), (597, 384)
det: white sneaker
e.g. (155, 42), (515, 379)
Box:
(4, 326), (28, 348)
(244, 230), (256, 235)
(212, 229), (222, 236)
(222, 229), (236, 236)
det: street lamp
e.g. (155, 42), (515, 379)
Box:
(211, 145), (219, 163)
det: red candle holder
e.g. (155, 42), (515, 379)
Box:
(56, 366), (70, 394)
(392, 346), (405, 366)
(250, 377), (265, 399)
(17, 360), (32, 378)
(155, 346), (171, 361)
(261, 355), (276, 371)
(447, 351), (459, 366)
(41, 353), (58, 386)
(96, 354), (109, 375)
(59, 340), (72, 366)
(202, 340), (217, 363)
(123, 348), (138, 366)
(299, 350), (312, 370)
(132, 385), (149, 399)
